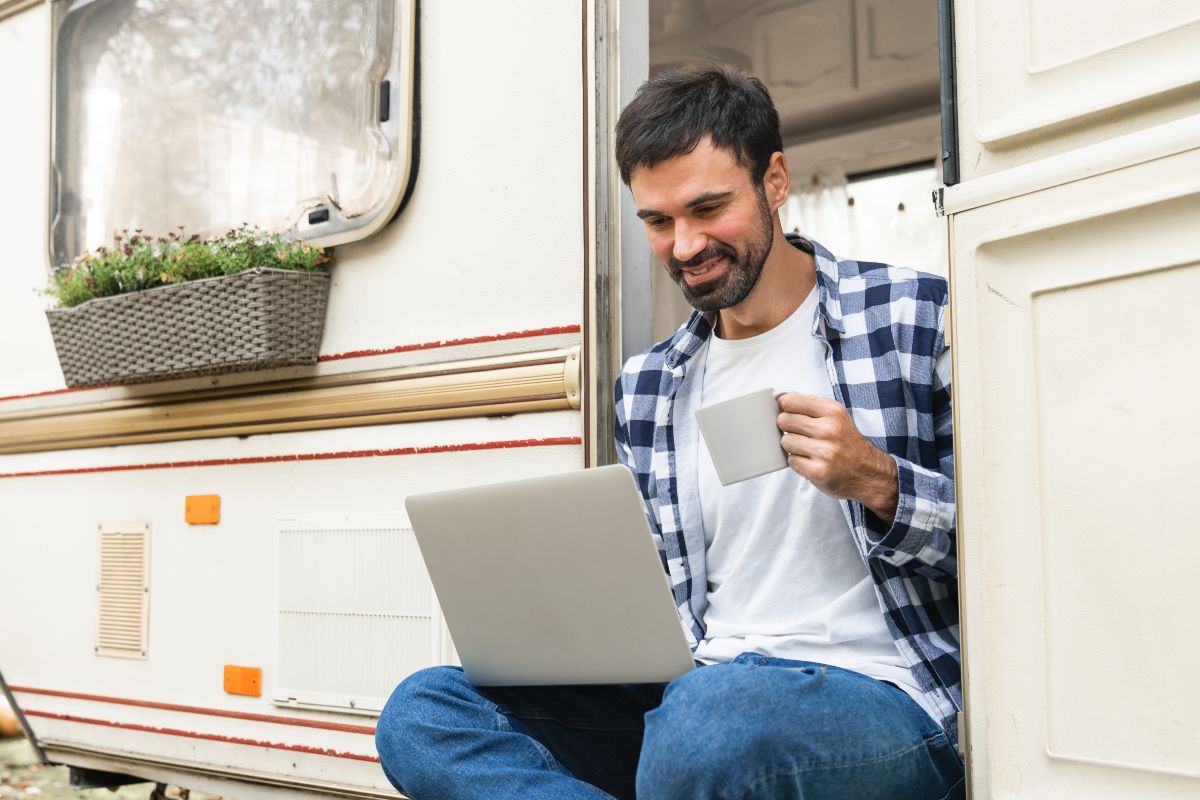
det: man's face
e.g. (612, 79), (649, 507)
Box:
(629, 138), (774, 312)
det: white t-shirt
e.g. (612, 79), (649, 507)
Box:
(693, 287), (938, 722)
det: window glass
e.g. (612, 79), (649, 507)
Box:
(50, 0), (414, 267)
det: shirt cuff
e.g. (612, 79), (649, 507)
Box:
(862, 454), (933, 567)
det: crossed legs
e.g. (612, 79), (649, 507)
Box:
(375, 655), (963, 800)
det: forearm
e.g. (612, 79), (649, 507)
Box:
(856, 445), (899, 525)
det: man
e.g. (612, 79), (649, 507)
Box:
(376, 63), (962, 799)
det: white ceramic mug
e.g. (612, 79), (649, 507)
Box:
(695, 387), (789, 485)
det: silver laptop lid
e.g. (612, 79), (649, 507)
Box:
(405, 465), (694, 686)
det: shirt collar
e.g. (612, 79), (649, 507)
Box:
(807, 235), (846, 336)
(664, 233), (845, 369)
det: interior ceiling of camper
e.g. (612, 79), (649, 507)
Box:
(649, 0), (940, 147)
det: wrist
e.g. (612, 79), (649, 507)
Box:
(861, 450), (899, 523)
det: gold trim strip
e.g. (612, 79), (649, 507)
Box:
(0, 0), (40, 22)
(0, 348), (581, 455)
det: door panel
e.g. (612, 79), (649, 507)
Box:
(953, 0), (1200, 180)
(950, 148), (1200, 798)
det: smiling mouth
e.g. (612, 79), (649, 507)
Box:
(681, 257), (726, 284)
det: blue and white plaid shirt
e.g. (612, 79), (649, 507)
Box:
(614, 235), (961, 746)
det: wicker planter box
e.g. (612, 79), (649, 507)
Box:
(46, 268), (331, 387)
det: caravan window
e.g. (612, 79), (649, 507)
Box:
(49, 0), (415, 268)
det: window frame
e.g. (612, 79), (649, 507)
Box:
(47, 0), (418, 268)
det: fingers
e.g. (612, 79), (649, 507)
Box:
(776, 394), (852, 444)
(781, 432), (833, 461)
(777, 412), (831, 438)
(787, 452), (830, 485)
(777, 392), (842, 417)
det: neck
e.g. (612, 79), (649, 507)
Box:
(716, 229), (816, 340)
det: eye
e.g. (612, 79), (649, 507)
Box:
(645, 217), (670, 229)
(695, 204), (723, 216)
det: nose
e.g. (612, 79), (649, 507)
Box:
(672, 220), (707, 264)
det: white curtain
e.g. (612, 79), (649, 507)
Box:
(781, 165), (947, 278)
(781, 165), (853, 251)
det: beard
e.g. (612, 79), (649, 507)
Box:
(666, 192), (775, 312)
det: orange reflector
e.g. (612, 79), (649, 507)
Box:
(185, 494), (220, 525)
(223, 665), (262, 697)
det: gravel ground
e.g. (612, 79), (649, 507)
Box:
(0, 736), (222, 800)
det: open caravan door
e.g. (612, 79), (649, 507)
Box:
(942, 1), (1200, 798)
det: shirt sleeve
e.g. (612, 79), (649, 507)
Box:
(861, 346), (957, 581)
(613, 372), (635, 469)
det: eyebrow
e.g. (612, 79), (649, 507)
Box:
(686, 191), (734, 208)
(636, 191), (735, 220)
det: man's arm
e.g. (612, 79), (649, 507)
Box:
(777, 347), (956, 581)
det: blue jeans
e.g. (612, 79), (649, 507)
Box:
(375, 653), (964, 799)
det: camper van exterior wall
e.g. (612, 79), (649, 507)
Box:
(1, 1), (599, 797)
(947, 0), (1200, 797)
(2, 0), (1198, 798)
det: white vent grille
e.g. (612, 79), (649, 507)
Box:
(96, 522), (150, 659)
(273, 514), (446, 714)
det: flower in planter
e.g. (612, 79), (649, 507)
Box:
(48, 224), (331, 308)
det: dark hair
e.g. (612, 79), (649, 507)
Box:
(614, 62), (782, 186)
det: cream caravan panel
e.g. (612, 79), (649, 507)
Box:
(853, 0), (939, 91)
(272, 513), (451, 714)
(0, 4), (61, 396)
(0, 0), (585, 399)
(314, 0), (585, 359)
(951, 149), (1200, 798)
(3, 412), (579, 794)
(953, 0), (1200, 180)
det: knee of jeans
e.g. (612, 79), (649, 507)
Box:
(375, 667), (470, 789)
(637, 667), (780, 795)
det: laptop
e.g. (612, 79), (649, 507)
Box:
(404, 464), (695, 686)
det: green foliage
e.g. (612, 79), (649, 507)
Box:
(48, 225), (331, 307)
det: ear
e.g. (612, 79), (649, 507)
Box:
(761, 151), (790, 212)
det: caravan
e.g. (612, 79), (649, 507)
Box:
(1, 1), (1197, 797)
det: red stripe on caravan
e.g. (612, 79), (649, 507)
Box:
(317, 325), (582, 362)
(0, 437), (583, 480)
(0, 386), (98, 403)
(23, 710), (378, 762)
(0, 325), (583, 402)
(8, 686), (375, 735)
